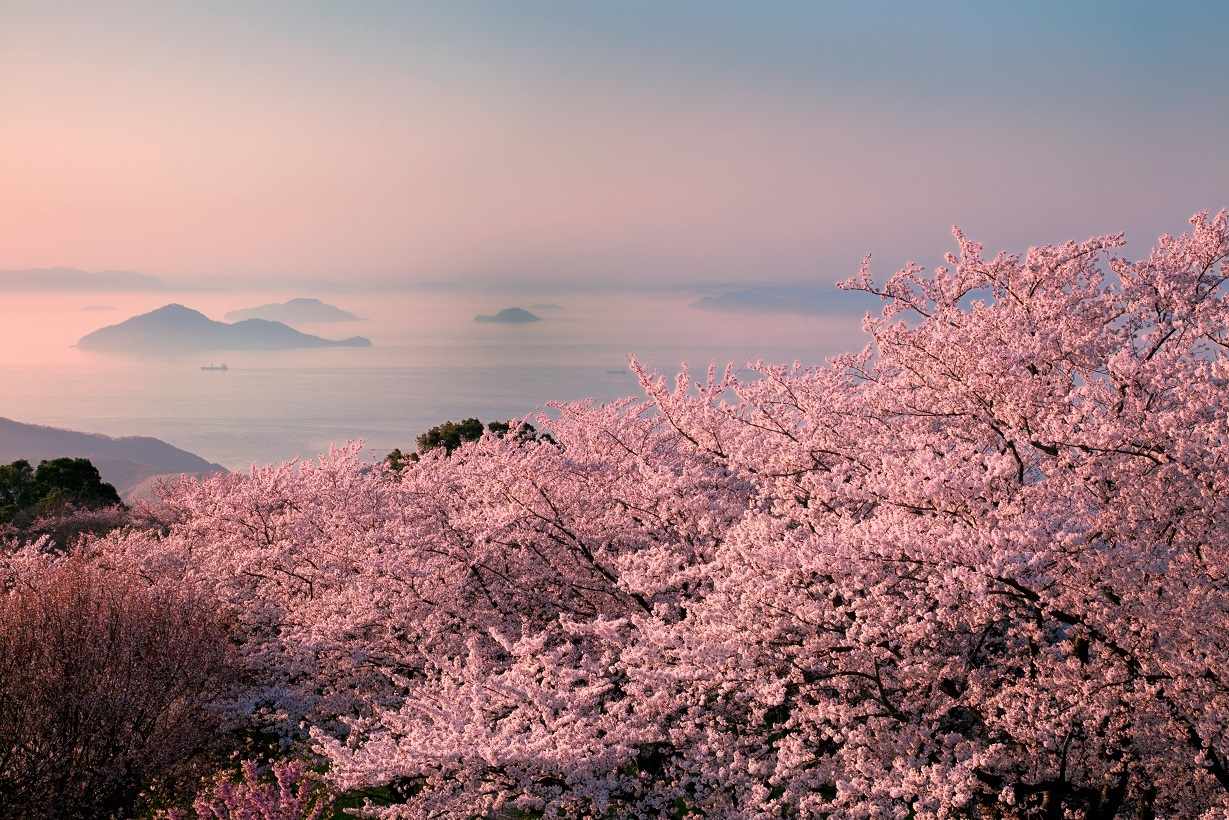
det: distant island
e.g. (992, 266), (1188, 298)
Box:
(78, 304), (373, 354)
(0, 417), (225, 499)
(690, 285), (834, 315)
(474, 307), (541, 324)
(527, 303), (564, 311)
(0, 267), (164, 292)
(224, 297), (360, 323)
(689, 285), (879, 316)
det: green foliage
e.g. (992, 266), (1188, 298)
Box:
(0, 457), (123, 526)
(0, 460), (37, 521)
(383, 447), (417, 471)
(330, 780), (417, 818)
(385, 418), (555, 470)
(416, 417), (486, 455)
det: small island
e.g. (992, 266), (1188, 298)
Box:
(224, 297), (360, 323)
(474, 307), (541, 324)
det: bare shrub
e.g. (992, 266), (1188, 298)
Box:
(0, 557), (236, 819)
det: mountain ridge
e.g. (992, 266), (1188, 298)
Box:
(225, 297), (360, 323)
(0, 267), (164, 291)
(0, 417), (226, 499)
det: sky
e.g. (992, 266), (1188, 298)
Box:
(3, 1), (1228, 294)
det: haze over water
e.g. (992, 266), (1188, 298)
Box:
(2, 288), (862, 468)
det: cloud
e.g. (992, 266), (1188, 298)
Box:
(0, 268), (164, 292)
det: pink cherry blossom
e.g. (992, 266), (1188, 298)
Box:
(164, 759), (330, 820)
(12, 209), (1226, 818)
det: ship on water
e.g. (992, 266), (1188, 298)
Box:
(200, 362), (228, 371)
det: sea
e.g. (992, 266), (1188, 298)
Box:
(0, 288), (864, 470)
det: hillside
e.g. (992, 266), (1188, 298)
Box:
(0, 417), (226, 498)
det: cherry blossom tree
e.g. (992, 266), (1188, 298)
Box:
(164, 759), (330, 820)
(46, 210), (1229, 818)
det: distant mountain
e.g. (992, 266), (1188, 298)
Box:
(689, 284), (877, 316)
(225, 297), (360, 323)
(0, 267), (164, 291)
(474, 307), (541, 324)
(528, 303), (564, 311)
(78, 304), (373, 353)
(0, 417), (226, 499)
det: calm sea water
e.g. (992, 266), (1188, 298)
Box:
(0, 289), (862, 469)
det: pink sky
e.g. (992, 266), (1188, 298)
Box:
(3, 4), (1226, 289)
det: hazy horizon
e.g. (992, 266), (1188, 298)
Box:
(1, 286), (869, 468)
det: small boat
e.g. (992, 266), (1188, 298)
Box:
(200, 363), (229, 371)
